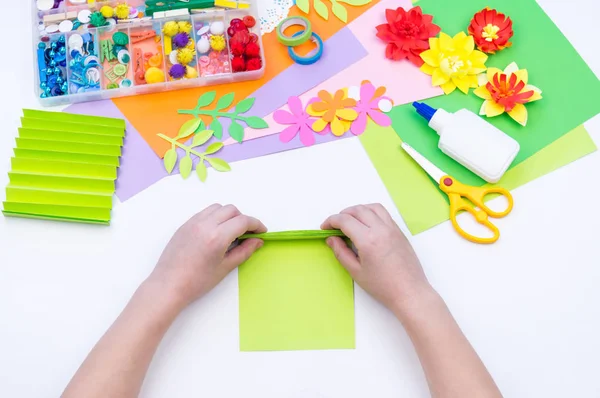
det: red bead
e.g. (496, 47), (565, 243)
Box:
(243, 16), (256, 28)
(231, 56), (246, 72)
(245, 42), (260, 58)
(230, 41), (245, 56)
(249, 33), (258, 43)
(231, 30), (250, 45)
(227, 26), (236, 37)
(246, 57), (261, 71)
(230, 18), (243, 26)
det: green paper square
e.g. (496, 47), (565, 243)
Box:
(238, 239), (355, 351)
(393, 0), (600, 187)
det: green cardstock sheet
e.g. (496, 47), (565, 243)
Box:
(360, 123), (597, 235)
(392, 0), (600, 187)
(238, 239), (355, 352)
(2, 110), (125, 225)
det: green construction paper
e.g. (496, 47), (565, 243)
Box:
(16, 138), (122, 157)
(13, 149), (120, 167)
(359, 123), (596, 235)
(8, 173), (115, 195)
(22, 109), (126, 129)
(239, 239), (355, 351)
(11, 158), (117, 180)
(5, 187), (113, 209)
(20, 118), (125, 138)
(240, 230), (346, 241)
(18, 128), (123, 147)
(393, 0), (600, 187)
(2, 202), (110, 224)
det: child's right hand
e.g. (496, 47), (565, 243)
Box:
(321, 204), (433, 315)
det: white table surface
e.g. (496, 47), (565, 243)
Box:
(1, 1), (599, 397)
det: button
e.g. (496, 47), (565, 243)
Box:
(59, 20), (74, 33)
(68, 33), (84, 49)
(113, 64), (128, 76)
(78, 10), (92, 24)
(46, 24), (59, 33)
(120, 79), (133, 88)
(197, 25), (209, 36)
(378, 99), (393, 113)
(36, 0), (54, 11)
(243, 16), (256, 28)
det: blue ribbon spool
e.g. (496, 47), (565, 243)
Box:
(287, 31), (323, 65)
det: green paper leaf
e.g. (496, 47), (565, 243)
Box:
(314, 0), (329, 20)
(207, 157), (231, 172)
(163, 149), (177, 174)
(215, 92), (235, 111)
(177, 119), (202, 140)
(196, 162), (208, 182)
(196, 91), (217, 108)
(204, 142), (224, 155)
(331, 1), (348, 22)
(211, 119), (223, 139)
(179, 155), (193, 179)
(229, 121), (245, 143)
(336, 0), (371, 5)
(296, 0), (310, 13)
(245, 116), (269, 129)
(192, 130), (214, 147)
(235, 97), (256, 114)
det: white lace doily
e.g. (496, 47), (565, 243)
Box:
(257, 0), (294, 34)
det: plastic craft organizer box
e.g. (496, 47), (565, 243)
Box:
(33, 0), (265, 106)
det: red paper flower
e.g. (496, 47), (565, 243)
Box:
(468, 8), (513, 54)
(375, 6), (441, 67)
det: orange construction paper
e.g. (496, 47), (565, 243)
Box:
(112, 2), (380, 156)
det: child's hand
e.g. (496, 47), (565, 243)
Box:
(322, 204), (431, 314)
(149, 204), (266, 309)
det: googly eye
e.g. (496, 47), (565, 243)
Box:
(118, 49), (131, 64)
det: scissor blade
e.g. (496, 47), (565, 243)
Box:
(401, 143), (446, 183)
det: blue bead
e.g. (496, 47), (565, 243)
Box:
(51, 42), (57, 49)
(58, 36), (66, 43)
(53, 67), (62, 75)
(49, 50), (56, 58)
(56, 76), (64, 84)
(38, 42), (46, 49)
(49, 60), (56, 68)
(40, 82), (48, 90)
(44, 86), (52, 94)
(59, 60), (66, 67)
(40, 92), (48, 98)
(59, 46), (66, 55)
(61, 83), (69, 92)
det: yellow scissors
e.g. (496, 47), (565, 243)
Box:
(401, 143), (514, 244)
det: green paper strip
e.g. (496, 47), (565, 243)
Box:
(8, 173), (115, 195)
(18, 128), (123, 147)
(359, 123), (597, 235)
(21, 118), (125, 138)
(240, 230), (346, 241)
(22, 109), (126, 129)
(16, 138), (122, 157)
(5, 187), (113, 209)
(1, 211), (109, 225)
(11, 158), (117, 180)
(2, 202), (110, 224)
(13, 149), (120, 167)
(239, 238), (355, 351)
(396, 0), (600, 188)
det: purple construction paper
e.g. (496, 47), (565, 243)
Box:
(64, 27), (366, 201)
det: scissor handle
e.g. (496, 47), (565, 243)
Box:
(439, 176), (514, 218)
(448, 195), (500, 244)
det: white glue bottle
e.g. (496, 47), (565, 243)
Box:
(412, 102), (520, 183)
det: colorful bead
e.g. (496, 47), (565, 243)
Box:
(243, 16), (256, 28)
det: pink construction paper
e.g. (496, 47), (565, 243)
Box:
(222, 0), (442, 146)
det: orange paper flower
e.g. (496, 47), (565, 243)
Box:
(307, 90), (358, 136)
(468, 8), (513, 54)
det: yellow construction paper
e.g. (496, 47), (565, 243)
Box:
(238, 239), (355, 351)
(359, 123), (596, 235)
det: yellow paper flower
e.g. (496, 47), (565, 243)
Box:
(474, 62), (542, 126)
(419, 32), (488, 95)
(307, 90), (358, 136)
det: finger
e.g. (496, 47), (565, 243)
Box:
(321, 213), (368, 242)
(195, 203), (222, 220)
(365, 203), (395, 226)
(326, 237), (360, 276)
(219, 215), (267, 243)
(211, 204), (241, 224)
(341, 205), (381, 227)
(222, 238), (264, 272)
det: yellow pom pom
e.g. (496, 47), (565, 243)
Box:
(177, 48), (195, 65)
(145, 67), (165, 84)
(100, 5), (114, 18)
(115, 4), (130, 20)
(210, 35), (226, 52)
(162, 21), (179, 37)
(178, 21), (192, 34)
(185, 65), (198, 79)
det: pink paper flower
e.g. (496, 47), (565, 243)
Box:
(350, 82), (392, 135)
(275, 96), (327, 146)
